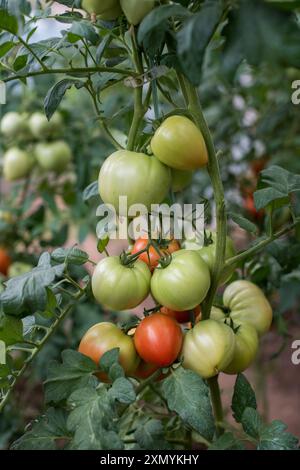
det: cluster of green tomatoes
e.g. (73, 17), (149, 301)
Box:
(0, 111), (72, 181)
(79, 115), (273, 381)
(81, 0), (155, 26)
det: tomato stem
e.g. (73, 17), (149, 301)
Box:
(207, 375), (224, 437)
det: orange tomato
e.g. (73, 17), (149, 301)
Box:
(0, 248), (11, 276)
(131, 236), (180, 271)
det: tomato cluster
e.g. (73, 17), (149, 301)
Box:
(0, 111), (72, 181)
(82, 0), (155, 25)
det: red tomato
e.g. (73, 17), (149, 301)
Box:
(160, 305), (201, 324)
(134, 313), (183, 367)
(0, 248), (11, 276)
(244, 194), (264, 220)
(131, 236), (180, 271)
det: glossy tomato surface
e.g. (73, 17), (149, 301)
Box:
(120, 0), (155, 25)
(134, 313), (183, 367)
(223, 323), (259, 374)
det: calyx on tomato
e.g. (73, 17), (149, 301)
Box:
(181, 319), (236, 379)
(92, 255), (151, 310)
(131, 236), (180, 271)
(151, 115), (208, 170)
(120, 0), (155, 25)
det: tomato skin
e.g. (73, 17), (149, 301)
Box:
(98, 150), (171, 216)
(0, 248), (11, 276)
(35, 141), (72, 173)
(3, 147), (33, 181)
(131, 236), (180, 271)
(171, 168), (193, 192)
(120, 0), (154, 25)
(78, 322), (140, 378)
(82, 0), (121, 20)
(244, 193), (264, 220)
(151, 250), (211, 311)
(133, 361), (159, 379)
(151, 116), (208, 170)
(0, 112), (28, 139)
(181, 319), (236, 378)
(134, 313), (183, 367)
(223, 323), (258, 375)
(160, 305), (201, 324)
(29, 112), (62, 139)
(92, 256), (151, 310)
(223, 280), (273, 336)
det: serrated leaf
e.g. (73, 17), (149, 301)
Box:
(44, 350), (98, 403)
(162, 367), (215, 440)
(228, 211), (258, 234)
(99, 348), (125, 381)
(232, 374), (257, 423)
(69, 20), (99, 45)
(44, 78), (85, 120)
(0, 253), (64, 317)
(135, 419), (170, 450)
(109, 377), (136, 404)
(209, 431), (245, 450)
(51, 247), (88, 265)
(0, 312), (23, 345)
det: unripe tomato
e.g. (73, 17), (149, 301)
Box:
(8, 262), (32, 278)
(0, 112), (28, 139)
(160, 305), (201, 324)
(92, 256), (151, 310)
(35, 141), (72, 173)
(99, 150), (171, 216)
(151, 250), (211, 311)
(223, 323), (259, 375)
(0, 248), (11, 276)
(82, 0), (122, 20)
(29, 112), (62, 139)
(222, 280), (273, 336)
(131, 236), (180, 271)
(120, 0), (154, 25)
(3, 147), (33, 181)
(134, 313), (183, 367)
(78, 322), (140, 378)
(171, 168), (193, 192)
(151, 116), (208, 170)
(210, 306), (226, 321)
(181, 319), (236, 379)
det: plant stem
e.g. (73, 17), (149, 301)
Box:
(17, 35), (48, 71)
(207, 376), (224, 437)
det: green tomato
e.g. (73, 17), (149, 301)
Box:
(223, 280), (273, 336)
(0, 112), (28, 139)
(8, 262), (32, 278)
(98, 150), (171, 216)
(171, 168), (193, 192)
(78, 322), (140, 377)
(181, 319), (236, 378)
(210, 306), (226, 321)
(120, 0), (155, 25)
(3, 147), (34, 181)
(151, 250), (211, 311)
(223, 323), (258, 375)
(82, 0), (122, 19)
(35, 141), (72, 173)
(151, 115), (208, 170)
(29, 112), (62, 139)
(92, 256), (151, 310)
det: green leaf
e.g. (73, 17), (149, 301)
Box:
(109, 377), (136, 404)
(99, 348), (125, 381)
(51, 247), (89, 265)
(69, 20), (99, 45)
(11, 408), (69, 450)
(177, 2), (222, 85)
(228, 211), (258, 234)
(241, 407), (262, 438)
(0, 312), (23, 346)
(44, 350), (98, 403)
(162, 367), (215, 440)
(67, 385), (123, 450)
(254, 165), (300, 210)
(134, 419), (170, 450)
(44, 78), (85, 120)
(0, 253), (64, 317)
(0, 41), (15, 58)
(232, 374), (257, 423)
(13, 54), (27, 71)
(83, 180), (99, 202)
(0, 9), (18, 34)
(209, 432), (245, 450)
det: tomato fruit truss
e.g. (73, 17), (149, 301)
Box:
(131, 236), (180, 271)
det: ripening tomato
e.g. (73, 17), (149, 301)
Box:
(151, 115), (208, 170)
(0, 248), (11, 276)
(3, 147), (34, 181)
(134, 313), (183, 367)
(35, 141), (72, 173)
(0, 112), (28, 139)
(92, 256), (151, 310)
(160, 305), (201, 324)
(78, 322), (140, 379)
(171, 168), (193, 192)
(151, 250), (211, 311)
(181, 319), (236, 378)
(29, 112), (62, 139)
(223, 323), (259, 375)
(244, 193), (264, 220)
(98, 150), (171, 216)
(120, 0), (155, 25)
(222, 280), (273, 336)
(131, 236), (180, 271)
(82, 0), (122, 19)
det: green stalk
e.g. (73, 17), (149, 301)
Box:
(207, 376), (224, 437)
